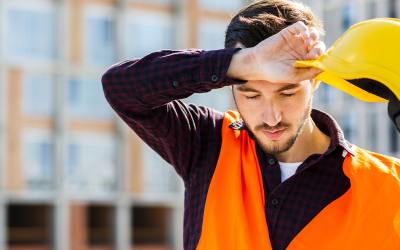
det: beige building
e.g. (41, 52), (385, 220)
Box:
(0, 0), (398, 250)
(0, 0), (244, 249)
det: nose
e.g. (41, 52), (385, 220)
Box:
(261, 100), (282, 127)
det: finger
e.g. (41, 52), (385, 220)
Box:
(307, 40), (326, 52)
(284, 21), (310, 40)
(306, 41), (326, 60)
(292, 67), (324, 83)
(305, 28), (319, 46)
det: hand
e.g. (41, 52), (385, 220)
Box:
(226, 21), (325, 83)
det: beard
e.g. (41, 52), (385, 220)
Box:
(242, 96), (313, 155)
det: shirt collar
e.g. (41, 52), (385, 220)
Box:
(228, 108), (355, 156)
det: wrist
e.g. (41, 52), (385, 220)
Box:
(226, 48), (257, 81)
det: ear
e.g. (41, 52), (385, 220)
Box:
(312, 80), (321, 91)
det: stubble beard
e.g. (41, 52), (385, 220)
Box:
(243, 96), (313, 155)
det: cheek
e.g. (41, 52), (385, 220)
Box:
(234, 97), (264, 126)
(281, 92), (312, 121)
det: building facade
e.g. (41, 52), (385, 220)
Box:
(0, 0), (398, 250)
(0, 0), (244, 249)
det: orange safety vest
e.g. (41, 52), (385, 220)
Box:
(196, 111), (400, 250)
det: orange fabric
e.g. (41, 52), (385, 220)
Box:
(196, 111), (400, 250)
(196, 111), (272, 250)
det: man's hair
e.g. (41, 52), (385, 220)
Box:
(224, 0), (325, 49)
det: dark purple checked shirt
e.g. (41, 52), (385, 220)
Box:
(102, 48), (353, 250)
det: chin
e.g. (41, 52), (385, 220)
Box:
(255, 132), (297, 155)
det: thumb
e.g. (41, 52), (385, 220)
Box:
(292, 67), (323, 83)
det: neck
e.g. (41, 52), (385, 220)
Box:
(275, 118), (331, 163)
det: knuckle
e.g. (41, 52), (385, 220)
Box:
(311, 32), (319, 38)
(297, 20), (306, 26)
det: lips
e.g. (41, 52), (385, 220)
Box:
(262, 129), (286, 140)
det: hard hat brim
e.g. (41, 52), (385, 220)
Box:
(295, 54), (400, 103)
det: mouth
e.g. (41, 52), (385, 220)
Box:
(262, 129), (286, 140)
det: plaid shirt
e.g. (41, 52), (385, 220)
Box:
(102, 49), (353, 250)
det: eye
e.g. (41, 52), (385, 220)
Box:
(281, 93), (296, 97)
(245, 95), (260, 100)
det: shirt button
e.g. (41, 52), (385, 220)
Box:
(211, 75), (219, 82)
(173, 81), (179, 87)
(271, 199), (279, 206)
(269, 159), (276, 165)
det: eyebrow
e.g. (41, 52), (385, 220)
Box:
(236, 83), (301, 93)
(275, 83), (301, 92)
(236, 86), (261, 93)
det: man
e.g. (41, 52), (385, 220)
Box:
(102, 0), (400, 249)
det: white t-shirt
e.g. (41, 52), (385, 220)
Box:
(279, 161), (303, 182)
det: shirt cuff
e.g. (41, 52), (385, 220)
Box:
(198, 48), (247, 87)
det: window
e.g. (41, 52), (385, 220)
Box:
(342, 112), (358, 144)
(369, 113), (377, 152)
(319, 83), (337, 105)
(87, 206), (114, 246)
(23, 130), (54, 190)
(7, 205), (53, 245)
(127, 12), (173, 59)
(183, 87), (233, 112)
(6, 3), (56, 61)
(142, 144), (179, 194)
(23, 73), (54, 117)
(324, 7), (342, 46)
(67, 78), (113, 120)
(198, 20), (228, 50)
(85, 9), (116, 66)
(199, 0), (243, 12)
(132, 206), (171, 247)
(389, 0), (398, 18)
(342, 3), (357, 33)
(389, 121), (399, 153)
(343, 90), (356, 103)
(367, 1), (377, 19)
(67, 133), (116, 193)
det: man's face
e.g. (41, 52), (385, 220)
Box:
(233, 79), (315, 154)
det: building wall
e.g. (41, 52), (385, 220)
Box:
(0, 0), (246, 249)
(0, 0), (398, 250)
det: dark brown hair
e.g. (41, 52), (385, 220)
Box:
(225, 0), (325, 49)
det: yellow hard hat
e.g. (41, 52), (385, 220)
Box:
(296, 18), (400, 132)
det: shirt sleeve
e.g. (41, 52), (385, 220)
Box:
(101, 48), (244, 183)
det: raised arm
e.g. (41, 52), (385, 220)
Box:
(101, 49), (242, 182)
(101, 21), (326, 183)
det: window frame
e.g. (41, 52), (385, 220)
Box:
(66, 132), (117, 194)
(5, 0), (57, 63)
(66, 76), (114, 120)
(126, 10), (174, 59)
(83, 5), (116, 67)
(23, 72), (55, 118)
(197, 18), (229, 51)
(22, 129), (54, 191)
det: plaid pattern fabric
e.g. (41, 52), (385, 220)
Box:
(102, 49), (352, 250)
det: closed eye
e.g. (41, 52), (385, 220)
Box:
(245, 95), (260, 100)
(281, 93), (296, 97)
